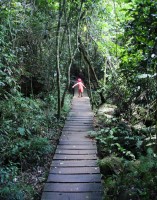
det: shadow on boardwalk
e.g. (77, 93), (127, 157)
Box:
(41, 92), (103, 200)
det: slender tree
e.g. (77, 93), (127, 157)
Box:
(56, 0), (64, 119)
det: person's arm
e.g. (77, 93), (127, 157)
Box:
(82, 83), (86, 88)
(72, 82), (78, 88)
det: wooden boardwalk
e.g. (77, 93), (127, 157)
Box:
(41, 92), (103, 200)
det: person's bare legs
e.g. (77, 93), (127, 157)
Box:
(78, 92), (81, 97)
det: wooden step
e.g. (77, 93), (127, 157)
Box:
(43, 182), (102, 192)
(47, 174), (102, 183)
(51, 160), (98, 167)
(49, 167), (100, 174)
(53, 154), (97, 160)
(41, 192), (103, 200)
(41, 95), (103, 200)
(55, 149), (97, 155)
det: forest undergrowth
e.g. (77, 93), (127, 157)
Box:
(0, 92), (72, 200)
(91, 104), (157, 200)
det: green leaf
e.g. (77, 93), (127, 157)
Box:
(17, 127), (25, 136)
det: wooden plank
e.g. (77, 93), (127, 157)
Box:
(63, 124), (92, 127)
(65, 122), (93, 125)
(69, 116), (93, 121)
(59, 141), (96, 145)
(61, 131), (90, 134)
(65, 120), (93, 122)
(67, 115), (93, 117)
(49, 139), (94, 143)
(71, 106), (91, 108)
(64, 122), (93, 125)
(51, 160), (98, 167)
(61, 132), (91, 135)
(68, 114), (92, 116)
(61, 132), (89, 135)
(61, 133), (91, 137)
(41, 192), (103, 200)
(53, 154), (97, 160)
(47, 174), (102, 183)
(68, 110), (92, 112)
(50, 167), (100, 174)
(43, 183), (102, 192)
(55, 149), (97, 155)
(63, 126), (93, 131)
(66, 117), (93, 119)
(64, 123), (93, 126)
(72, 105), (91, 107)
(60, 134), (89, 138)
(69, 109), (92, 110)
(63, 128), (92, 131)
(68, 115), (93, 118)
(63, 125), (92, 127)
(59, 136), (92, 142)
(57, 145), (96, 150)
(60, 135), (91, 139)
(68, 107), (91, 109)
(64, 123), (92, 125)
(69, 109), (92, 111)
(66, 119), (93, 122)
(69, 110), (93, 112)
(62, 128), (92, 132)
(62, 129), (91, 132)
(59, 138), (92, 142)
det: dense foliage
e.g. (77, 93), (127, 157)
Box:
(0, 0), (157, 199)
(0, 1), (72, 199)
(87, 0), (157, 199)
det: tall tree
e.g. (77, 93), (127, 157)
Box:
(56, 0), (64, 119)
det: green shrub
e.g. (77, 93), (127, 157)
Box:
(101, 148), (157, 199)
(98, 155), (123, 176)
(92, 116), (144, 159)
(0, 164), (34, 200)
(1, 137), (53, 167)
(0, 182), (34, 200)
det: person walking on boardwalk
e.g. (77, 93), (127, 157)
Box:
(72, 78), (86, 97)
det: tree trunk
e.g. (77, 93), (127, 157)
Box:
(61, 1), (83, 108)
(87, 65), (96, 109)
(78, 36), (105, 104)
(56, 0), (63, 119)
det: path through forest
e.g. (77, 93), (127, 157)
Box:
(41, 89), (103, 200)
